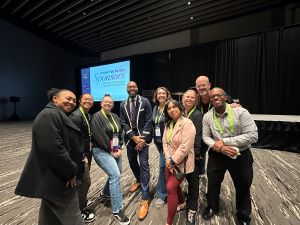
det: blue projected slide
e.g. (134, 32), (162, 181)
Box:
(81, 60), (130, 101)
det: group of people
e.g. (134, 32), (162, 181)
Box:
(15, 75), (258, 225)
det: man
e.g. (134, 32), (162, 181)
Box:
(69, 93), (95, 223)
(182, 89), (203, 225)
(120, 81), (152, 221)
(195, 75), (238, 175)
(202, 87), (258, 225)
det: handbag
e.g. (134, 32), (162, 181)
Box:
(173, 157), (187, 180)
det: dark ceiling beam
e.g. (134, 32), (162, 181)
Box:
(79, 0), (229, 47)
(65, 0), (177, 41)
(38, 0), (84, 26)
(21, 0), (48, 19)
(12, 0), (30, 14)
(0, 0), (12, 9)
(30, 0), (66, 23)
(93, 0), (278, 52)
(44, 0), (104, 30)
(51, 0), (123, 33)
(72, 0), (202, 44)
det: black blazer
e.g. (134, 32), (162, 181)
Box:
(120, 95), (152, 144)
(15, 102), (83, 198)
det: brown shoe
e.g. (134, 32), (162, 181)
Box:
(129, 183), (140, 193)
(138, 200), (149, 221)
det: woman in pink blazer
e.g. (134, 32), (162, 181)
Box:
(163, 100), (196, 225)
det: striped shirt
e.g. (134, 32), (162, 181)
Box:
(202, 103), (258, 151)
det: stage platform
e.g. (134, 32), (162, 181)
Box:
(0, 121), (299, 225)
(251, 114), (300, 152)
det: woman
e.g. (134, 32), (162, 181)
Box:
(182, 89), (204, 225)
(15, 88), (85, 225)
(91, 94), (130, 225)
(152, 87), (171, 208)
(163, 100), (196, 225)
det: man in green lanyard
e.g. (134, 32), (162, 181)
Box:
(69, 93), (95, 223)
(201, 87), (258, 225)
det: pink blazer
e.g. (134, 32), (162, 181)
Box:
(163, 116), (196, 174)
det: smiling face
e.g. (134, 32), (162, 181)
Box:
(210, 88), (227, 110)
(53, 90), (76, 113)
(101, 96), (114, 112)
(127, 81), (138, 98)
(156, 88), (168, 104)
(195, 76), (211, 97)
(182, 90), (197, 109)
(80, 94), (94, 111)
(167, 101), (181, 121)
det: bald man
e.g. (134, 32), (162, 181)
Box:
(202, 87), (257, 225)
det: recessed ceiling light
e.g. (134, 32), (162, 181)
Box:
(187, 1), (191, 5)
(190, 16), (194, 20)
(83, 12), (86, 16)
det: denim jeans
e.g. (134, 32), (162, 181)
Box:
(92, 148), (123, 213)
(155, 144), (167, 200)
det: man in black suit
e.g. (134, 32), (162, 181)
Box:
(120, 81), (152, 221)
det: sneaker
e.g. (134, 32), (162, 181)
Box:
(154, 198), (165, 208)
(113, 211), (130, 225)
(186, 209), (196, 225)
(81, 209), (96, 223)
(86, 199), (93, 208)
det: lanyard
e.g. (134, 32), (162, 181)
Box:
(167, 121), (174, 145)
(101, 109), (119, 133)
(155, 106), (164, 124)
(187, 106), (196, 118)
(200, 102), (211, 114)
(79, 107), (91, 137)
(213, 104), (234, 135)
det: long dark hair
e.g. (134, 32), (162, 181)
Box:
(164, 99), (183, 127)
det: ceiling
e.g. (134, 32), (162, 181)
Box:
(0, 0), (294, 56)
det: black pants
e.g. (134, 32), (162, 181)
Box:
(206, 149), (253, 222)
(186, 160), (200, 211)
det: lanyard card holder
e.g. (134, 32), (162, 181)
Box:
(110, 133), (119, 152)
(155, 124), (162, 143)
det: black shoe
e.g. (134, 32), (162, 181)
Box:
(81, 209), (96, 223)
(202, 207), (218, 220)
(237, 219), (250, 225)
(113, 211), (130, 225)
(186, 209), (196, 225)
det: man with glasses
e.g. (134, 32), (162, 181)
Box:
(120, 81), (152, 221)
(201, 87), (258, 225)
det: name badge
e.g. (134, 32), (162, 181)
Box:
(155, 125), (162, 143)
(111, 133), (119, 152)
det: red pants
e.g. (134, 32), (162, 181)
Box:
(166, 168), (184, 225)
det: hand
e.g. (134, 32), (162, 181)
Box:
(220, 146), (238, 158)
(132, 135), (143, 144)
(230, 103), (241, 108)
(66, 176), (76, 188)
(82, 157), (89, 173)
(213, 140), (224, 151)
(111, 149), (122, 158)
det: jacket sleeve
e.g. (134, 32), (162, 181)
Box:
(162, 125), (171, 159)
(34, 112), (77, 182)
(142, 99), (153, 142)
(172, 120), (196, 164)
(120, 102), (135, 140)
(115, 114), (124, 148)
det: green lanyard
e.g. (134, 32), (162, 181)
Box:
(101, 109), (119, 133)
(155, 106), (164, 124)
(213, 104), (234, 135)
(200, 102), (211, 114)
(187, 106), (196, 118)
(79, 107), (91, 137)
(167, 121), (174, 145)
